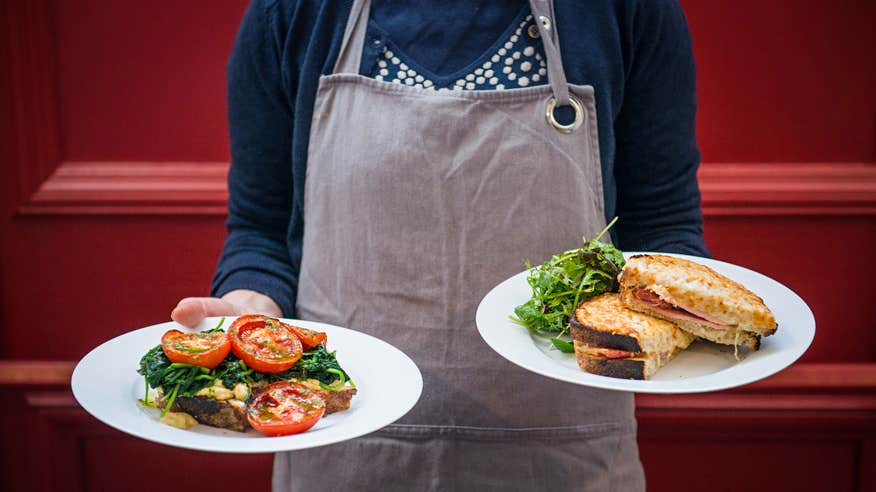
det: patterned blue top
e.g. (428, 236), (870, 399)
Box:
(365, 8), (548, 91)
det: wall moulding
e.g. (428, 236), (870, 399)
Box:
(14, 160), (876, 216)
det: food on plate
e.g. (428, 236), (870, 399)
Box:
(160, 410), (199, 430)
(569, 293), (695, 379)
(228, 314), (304, 373)
(511, 219), (625, 352)
(284, 324), (328, 350)
(246, 381), (326, 436)
(138, 316), (356, 436)
(161, 329), (231, 369)
(156, 379), (250, 432)
(618, 254), (777, 351)
(509, 226), (781, 380)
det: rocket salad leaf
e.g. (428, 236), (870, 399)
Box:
(511, 218), (625, 336)
(550, 338), (576, 353)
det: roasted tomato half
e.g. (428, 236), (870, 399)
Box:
(246, 381), (326, 436)
(228, 315), (303, 373)
(282, 323), (327, 350)
(160, 329), (231, 369)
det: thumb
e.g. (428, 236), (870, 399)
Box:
(171, 297), (241, 328)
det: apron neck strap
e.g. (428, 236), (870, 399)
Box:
(334, 0), (572, 108)
(333, 0), (372, 75)
(529, 0), (570, 106)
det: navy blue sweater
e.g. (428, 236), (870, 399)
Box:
(211, 0), (709, 316)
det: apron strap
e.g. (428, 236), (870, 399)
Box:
(335, 0), (575, 113)
(528, 0), (571, 107)
(333, 0), (372, 75)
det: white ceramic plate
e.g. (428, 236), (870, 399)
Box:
(72, 317), (423, 453)
(476, 252), (815, 393)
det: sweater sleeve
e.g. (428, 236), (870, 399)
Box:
(612, 0), (710, 257)
(211, 0), (299, 316)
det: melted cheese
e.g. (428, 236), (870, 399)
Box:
(576, 293), (696, 354)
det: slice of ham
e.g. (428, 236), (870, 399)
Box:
(633, 289), (730, 330)
(595, 348), (634, 359)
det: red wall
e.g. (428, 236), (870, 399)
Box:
(686, 0), (874, 163)
(1, 1), (874, 491)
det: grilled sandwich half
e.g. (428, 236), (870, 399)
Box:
(618, 254), (777, 350)
(569, 293), (696, 380)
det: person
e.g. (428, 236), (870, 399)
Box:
(171, 0), (709, 490)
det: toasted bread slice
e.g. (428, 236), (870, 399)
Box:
(619, 288), (761, 350)
(618, 254), (777, 349)
(572, 340), (688, 380)
(569, 293), (695, 380)
(619, 254), (777, 335)
(299, 381), (358, 414)
(172, 395), (249, 431)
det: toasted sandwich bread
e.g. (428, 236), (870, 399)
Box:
(569, 293), (695, 379)
(618, 254), (777, 350)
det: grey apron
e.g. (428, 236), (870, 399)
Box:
(275, 1), (645, 490)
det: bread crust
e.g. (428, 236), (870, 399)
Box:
(574, 345), (646, 380)
(618, 254), (777, 336)
(173, 396), (248, 431)
(572, 340), (688, 380)
(317, 386), (358, 414)
(569, 314), (641, 353)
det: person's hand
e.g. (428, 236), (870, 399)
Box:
(171, 289), (283, 328)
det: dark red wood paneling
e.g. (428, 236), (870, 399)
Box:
(0, 390), (31, 492)
(19, 161), (230, 215)
(83, 437), (272, 492)
(682, 0), (876, 163)
(704, 215), (876, 362)
(0, 216), (225, 360)
(698, 163), (876, 216)
(1, 0), (61, 201)
(53, 0), (247, 161)
(640, 440), (858, 492)
(4, 386), (274, 492)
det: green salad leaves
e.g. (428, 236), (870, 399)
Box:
(511, 218), (625, 351)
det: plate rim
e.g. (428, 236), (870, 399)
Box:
(476, 251), (816, 394)
(71, 316), (423, 453)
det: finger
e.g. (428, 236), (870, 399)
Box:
(171, 297), (239, 328)
(221, 289), (283, 318)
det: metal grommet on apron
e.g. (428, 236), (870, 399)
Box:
(276, 0), (645, 490)
(546, 94), (584, 133)
(538, 15), (552, 30)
